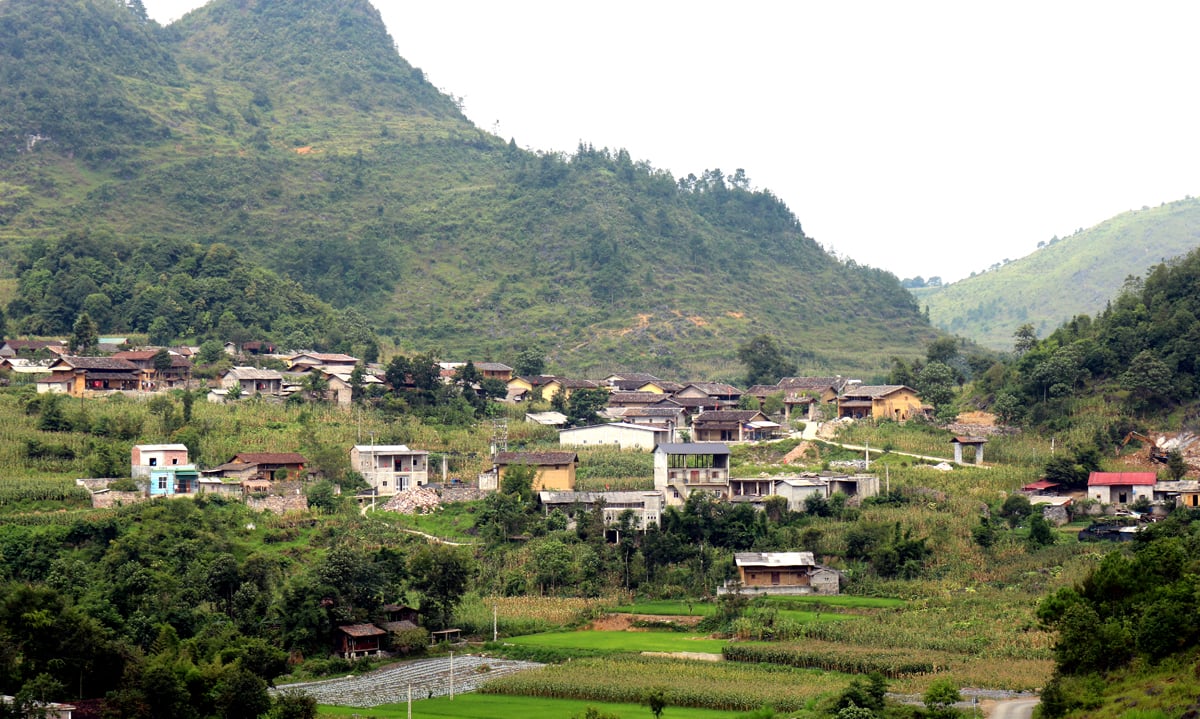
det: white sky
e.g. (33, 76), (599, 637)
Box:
(145, 1), (1200, 283)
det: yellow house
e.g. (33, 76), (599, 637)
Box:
(837, 385), (924, 421)
(540, 378), (604, 403)
(494, 451), (578, 491)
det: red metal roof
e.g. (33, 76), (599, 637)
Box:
(1023, 480), (1060, 491)
(1087, 472), (1157, 486)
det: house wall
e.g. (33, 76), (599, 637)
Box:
(533, 465), (575, 491)
(1090, 484), (1155, 505)
(739, 566), (811, 588)
(132, 447), (190, 478)
(559, 425), (657, 451)
(871, 389), (923, 420)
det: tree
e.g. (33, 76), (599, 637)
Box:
(500, 463), (536, 504)
(271, 691), (318, 719)
(303, 372), (329, 402)
(737, 335), (795, 387)
(916, 361), (957, 416)
(1167, 449), (1188, 481)
(306, 480), (341, 513)
(999, 494), (1032, 528)
(407, 544), (473, 630)
(226, 381), (243, 402)
(991, 392), (1024, 426)
(922, 678), (961, 719)
(1013, 323), (1038, 354)
(565, 387), (609, 426)
(1027, 513), (1056, 549)
(926, 336), (959, 365)
(1120, 350), (1173, 408)
(198, 339), (226, 365)
(514, 346), (545, 376)
(69, 312), (99, 354)
(644, 688), (668, 719)
(148, 315), (173, 346)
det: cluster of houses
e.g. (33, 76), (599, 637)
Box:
(1022, 470), (1200, 522)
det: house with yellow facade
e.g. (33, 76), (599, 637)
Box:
(494, 451), (579, 491)
(837, 385), (924, 421)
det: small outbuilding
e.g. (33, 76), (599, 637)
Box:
(950, 436), (987, 465)
(724, 551), (839, 596)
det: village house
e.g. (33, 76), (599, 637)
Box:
(111, 349), (192, 390)
(335, 624), (387, 659)
(220, 366), (284, 396)
(493, 451), (579, 491)
(653, 442), (732, 504)
(222, 452), (308, 482)
(537, 490), (665, 531)
(131, 443), (190, 478)
(690, 409), (781, 442)
(558, 422), (666, 451)
(1088, 471), (1157, 505)
(728, 472), (881, 511)
(673, 382), (743, 410)
(37, 356), (140, 396)
(723, 552), (840, 596)
(506, 374), (554, 402)
(287, 352), (359, 372)
(603, 372), (669, 393)
(0, 357), (53, 378)
(0, 339), (66, 359)
(351, 445), (430, 496)
(837, 385), (924, 421)
(540, 377), (605, 403)
(525, 411), (569, 427)
(618, 406), (686, 441)
(148, 465), (201, 498)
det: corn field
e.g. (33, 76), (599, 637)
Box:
(481, 655), (850, 712)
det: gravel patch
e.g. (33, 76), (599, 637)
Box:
(272, 655), (544, 708)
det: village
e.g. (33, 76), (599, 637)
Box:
(6, 337), (1195, 538)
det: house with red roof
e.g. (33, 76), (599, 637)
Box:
(1087, 471), (1157, 506)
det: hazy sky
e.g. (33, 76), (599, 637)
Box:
(144, 1), (1200, 283)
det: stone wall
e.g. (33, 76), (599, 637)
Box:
(91, 491), (148, 509)
(438, 485), (483, 503)
(246, 494), (308, 514)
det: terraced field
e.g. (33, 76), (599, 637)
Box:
(274, 656), (542, 708)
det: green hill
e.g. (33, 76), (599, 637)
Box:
(0, 0), (938, 379)
(920, 197), (1200, 351)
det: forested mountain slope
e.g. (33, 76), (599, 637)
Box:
(919, 197), (1200, 351)
(0, 0), (937, 378)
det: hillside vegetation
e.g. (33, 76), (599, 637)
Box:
(0, 0), (937, 379)
(919, 197), (1200, 350)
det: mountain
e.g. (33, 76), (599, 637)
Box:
(918, 197), (1200, 351)
(0, 0), (938, 379)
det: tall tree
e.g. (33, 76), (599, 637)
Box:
(736, 334), (795, 387)
(69, 312), (99, 354)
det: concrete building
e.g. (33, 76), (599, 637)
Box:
(131, 444), (190, 478)
(558, 422), (666, 450)
(351, 445), (431, 496)
(653, 442), (732, 504)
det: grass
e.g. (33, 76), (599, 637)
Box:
(374, 501), (481, 542)
(610, 601), (859, 625)
(317, 694), (758, 718)
(506, 629), (730, 654)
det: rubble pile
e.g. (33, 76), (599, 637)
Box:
(380, 487), (441, 514)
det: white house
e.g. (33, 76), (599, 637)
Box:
(558, 422), (666, 451)
(350, 445), (430, 496)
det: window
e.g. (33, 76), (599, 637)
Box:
(171, 458), (178, 465)
(149, 457), (157, 466)
(157, 477), (166, 490)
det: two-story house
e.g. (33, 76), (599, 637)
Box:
(351, 445), (430, 496)
(653, 442), (732, 504)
